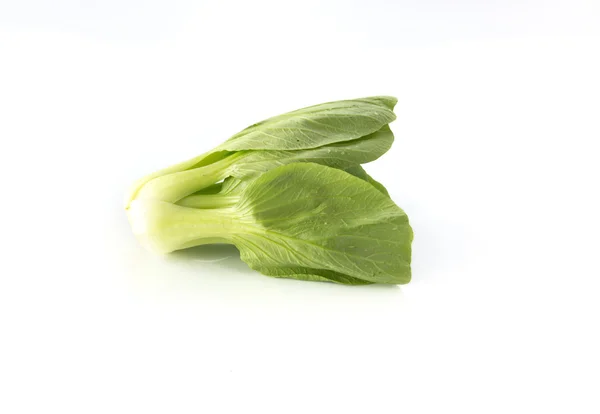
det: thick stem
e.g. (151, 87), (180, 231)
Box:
(127, 200), (243, 254)
(176, 194), (240, 209)
(124, 150), (213, 208)
(132, 152), (246, 205)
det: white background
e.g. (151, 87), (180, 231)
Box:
(1, 1), (599, 412)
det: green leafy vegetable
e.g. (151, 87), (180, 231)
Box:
(128, 163), (412, 284)
(126, 96), (413, 285)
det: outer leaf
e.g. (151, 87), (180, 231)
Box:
(229, 124), (394, 182)
(365, 173), (390, 197)
(342, 165), (390, 196)
(232, 163), (412, 284)
(126, 96), (397, 208)
(124, 150), (233, 208)
(141, 125), (394, 205)
(177, 159), (392, 209)
(218, 96), (397, 151)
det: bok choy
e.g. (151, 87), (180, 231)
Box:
(126, 96), (413, 285)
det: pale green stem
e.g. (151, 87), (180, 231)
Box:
(131, 152), (246, 205)
(124, 150), (213, 208)
(127, 200), (243, 254)
(176, 194), (241, 209)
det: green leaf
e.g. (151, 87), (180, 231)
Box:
(125, 96), (397, 208)
(136, 125), (394, 205)
(176, 161), (391, 209)
(342, 165), (390, 196)
(232, 163), (412, 284)
(365, 172), (390, 197)
(231, 125), (393, 178)
(218, 96), (397, 151)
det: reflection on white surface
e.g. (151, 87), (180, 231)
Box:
(171, 244), (242, 264)
(119, 234), (404, 310)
